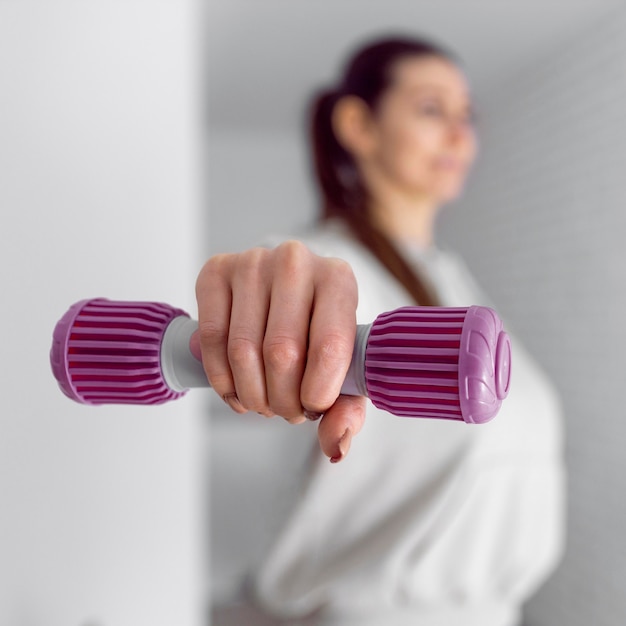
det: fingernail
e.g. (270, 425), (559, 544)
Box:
(304, 410), (324, 422)
(223, 392), (245, 413)
(330, 428), (352, 464)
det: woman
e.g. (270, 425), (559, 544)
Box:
(196, 36), (565, 626)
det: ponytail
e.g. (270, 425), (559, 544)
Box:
(309, 43), (444, 307)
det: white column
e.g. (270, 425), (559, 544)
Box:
(0, 2), (207, 625)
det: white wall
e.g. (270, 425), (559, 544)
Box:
(207, 129), (315, 255)
(0, 3), (206, 625)
(437, 5), (626, 625)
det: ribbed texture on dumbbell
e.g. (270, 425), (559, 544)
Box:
(365, 306), (468, 419)
(64, 299), (187, 405)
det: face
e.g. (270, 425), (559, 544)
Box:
(365, 55), (478, 204)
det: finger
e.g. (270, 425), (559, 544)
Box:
(263, 241), (314, 420)
(189, 330), (202, 362)
(195, 255), (244, 413)
(227, 248), (273, 415)
(301, 258), (358, 413)
(317, 395), (366, 463)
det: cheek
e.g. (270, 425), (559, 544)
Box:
(377, 122), (476, 201)
(378, 120), (432, 163)
(380, 125), (440, 183)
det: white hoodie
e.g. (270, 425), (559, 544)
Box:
(243, 219), (565, 626)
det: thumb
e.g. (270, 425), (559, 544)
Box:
(317, 395), (366, 463)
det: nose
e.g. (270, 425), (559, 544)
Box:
(445, 115), (476, 156)
(446, 115), (471, 139)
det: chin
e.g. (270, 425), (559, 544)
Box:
(436, 184), (465, 205)
(428, 172), (468, 205)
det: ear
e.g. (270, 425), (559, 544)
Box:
(331, 96), (378, 159)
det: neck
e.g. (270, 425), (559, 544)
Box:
(359, 161), (439, 249)
(366, 188), (438, 250)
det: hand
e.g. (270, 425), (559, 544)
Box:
(193, 240), (366, 463)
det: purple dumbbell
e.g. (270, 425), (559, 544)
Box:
(50, 298), (511, 424)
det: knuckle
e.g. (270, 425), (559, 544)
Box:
(196, 254), (232, 294)
(321, 257), (357, 295)
(268, 397), (305, 420)
(299, 393), (328, 414)
(235, 247), (270, 275)
(263, 337), (304, 373)
(327, 256), (353, 277)
(276, 239), (310, 258)
(315, 333), (353, 369)
(274, 240), (311, 273)
(198, 319), (227, 347)
(231, 248), (273, 293)
(228, 335), (260, 369)
(206, 372), (233, 394)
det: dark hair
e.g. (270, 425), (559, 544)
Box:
(310, 35), (459, 306)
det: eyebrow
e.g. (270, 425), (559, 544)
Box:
(404, 84), (474, 109)
(406, 84), (471, 98)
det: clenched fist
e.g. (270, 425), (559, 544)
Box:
(193, 241), (366, 462)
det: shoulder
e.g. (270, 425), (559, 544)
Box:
(262, 218), (358, 256)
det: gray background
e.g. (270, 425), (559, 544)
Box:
(206, 2), (626, 626)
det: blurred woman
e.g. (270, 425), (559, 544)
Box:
(196, 36), (565, 626)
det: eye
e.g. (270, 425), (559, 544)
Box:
(417, 100), (444, 117)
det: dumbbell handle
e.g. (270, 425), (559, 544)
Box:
(160, 315), (371, 397)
